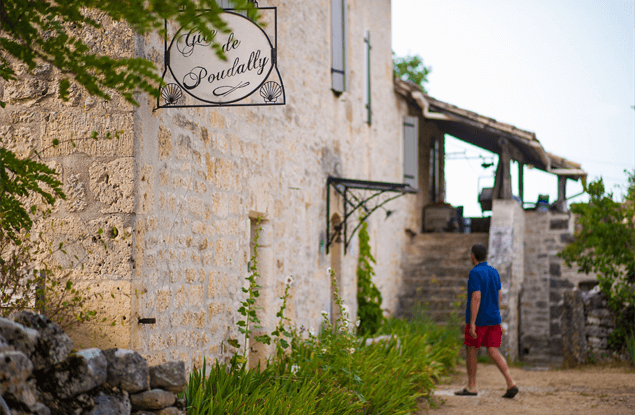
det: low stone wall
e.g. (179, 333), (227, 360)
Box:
(0, 312), (186, 415)
(582, 286), (619, 360)
(561, 286), (629, 365)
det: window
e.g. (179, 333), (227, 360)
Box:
(403, 116), (419, 188)
(364, 30), (371, 124)
(331, 0), (348, 93)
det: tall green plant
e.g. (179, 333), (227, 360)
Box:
(229, 218), (271, 365)
(559, 171), (635, 352)
(356, 221), (383, 336)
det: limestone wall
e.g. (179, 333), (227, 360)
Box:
(130, 0), (421, 367)
(1, 0), (429, 369)
(0, 12), (138, 349)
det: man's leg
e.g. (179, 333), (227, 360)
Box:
(466, 345), (478, 391)
(486, 347), (515, 389)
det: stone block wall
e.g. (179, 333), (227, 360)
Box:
(521, 209), (597, 365)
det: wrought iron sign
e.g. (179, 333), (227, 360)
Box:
(156, 6), (284, 109)
(326, 177), (418, 254)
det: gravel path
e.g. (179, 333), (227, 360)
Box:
(418, 362), (635, 414)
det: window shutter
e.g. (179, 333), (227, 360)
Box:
(403, 116), (419, 188)
(364, 30), (371, 124)
(331, 0), (347, 93)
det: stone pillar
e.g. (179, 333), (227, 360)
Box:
(555, 176), (567, 213)
(488, 199), (525, 361)
(561, 290), (587, 367)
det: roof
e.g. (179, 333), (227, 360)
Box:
(394, 79), (586, 180)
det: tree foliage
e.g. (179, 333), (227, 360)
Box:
(356, 220), (383, 336)
(559, 171), (635, 351)
(393, 54), (431, 93)
(0, 0), (258, 106)
(0, 146), (65, 242)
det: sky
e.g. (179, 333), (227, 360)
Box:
(392, 0), (635, 217)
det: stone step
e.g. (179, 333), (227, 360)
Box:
(403, 276), (468, 288)
(399, 297), (466, 312)
(401, 309), (466, 326)
(404, 262), (472, 278)
(401, 285), (466, 298)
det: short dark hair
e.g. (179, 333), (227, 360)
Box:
(471, 243), (487, 262)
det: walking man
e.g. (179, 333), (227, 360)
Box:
(454, 243), (518, 398)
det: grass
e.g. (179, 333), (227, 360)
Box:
(182, 314), (463, 414)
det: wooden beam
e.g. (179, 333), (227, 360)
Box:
(519, 163), (524, 204)
(493, 138), (513, 200)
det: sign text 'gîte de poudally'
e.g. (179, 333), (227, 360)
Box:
(157, 7), (285, 109)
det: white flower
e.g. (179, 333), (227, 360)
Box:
(349, 348), (355, 354)
(326, 267), (333, 275)
(321, 310), (329, 317)
(339, 326), (346, 332)
(309, 326), (316, 336)
(291, 364), (299, 374)
(285, 275), (294, 285)
(355, 319), (361, 327)
(321, 348), (327, 353)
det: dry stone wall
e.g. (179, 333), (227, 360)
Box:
(0, 312), (186, 415)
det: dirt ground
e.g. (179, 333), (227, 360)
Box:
(417, 362), (635, 415)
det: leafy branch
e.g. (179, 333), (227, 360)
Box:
(0, 0), (260, 107)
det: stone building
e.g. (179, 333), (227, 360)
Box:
(396, 83), (596, 365)
(0, 0), (453, 368)
(1, 0), (596, 369)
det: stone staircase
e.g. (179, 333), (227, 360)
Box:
(399, 233), (490, 325)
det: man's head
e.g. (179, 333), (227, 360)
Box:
(471, 243), (487, 265)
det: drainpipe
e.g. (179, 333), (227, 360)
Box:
(412, 92), (455, 121)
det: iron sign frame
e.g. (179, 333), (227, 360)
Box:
(156, 6), (285, 110)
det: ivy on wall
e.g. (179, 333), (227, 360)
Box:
(356, 220), (383, 336)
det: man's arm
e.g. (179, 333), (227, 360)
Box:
(499, 289), (502, 305)
(470, 291), (481, 326)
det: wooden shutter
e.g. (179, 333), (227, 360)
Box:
(403, 116), (419, 188)
(364, 30), (371, 124)
(332, 0), (347, 93)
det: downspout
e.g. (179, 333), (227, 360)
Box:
(411, 91), (455, 121)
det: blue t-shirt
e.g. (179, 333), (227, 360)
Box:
(465, 262), (502, 326)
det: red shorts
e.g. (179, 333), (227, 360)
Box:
(463, 324), (502, 348)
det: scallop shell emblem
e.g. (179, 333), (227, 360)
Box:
(259, 81), (282, 103)
(161, 83), (183, 105)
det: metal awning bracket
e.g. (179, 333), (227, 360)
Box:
(326, 176), (417, 254)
